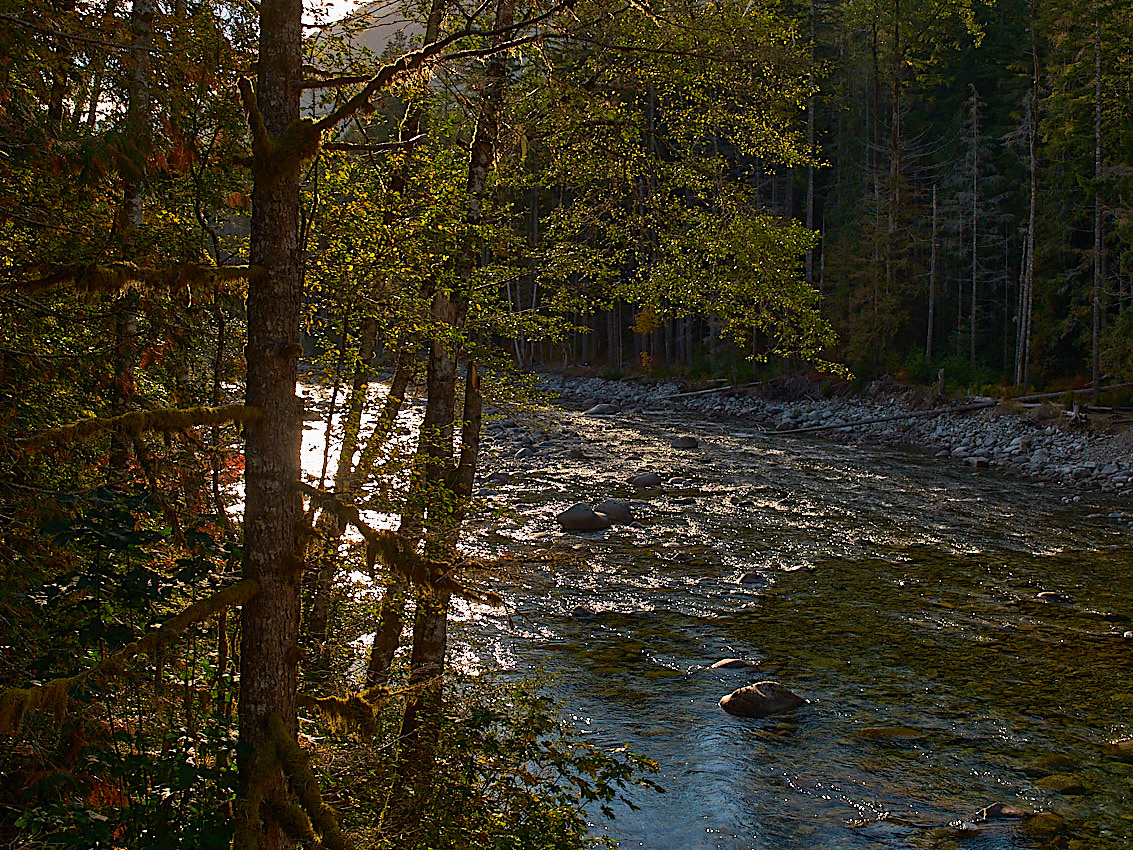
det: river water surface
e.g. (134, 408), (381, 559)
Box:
(307, 399), (1133, 849)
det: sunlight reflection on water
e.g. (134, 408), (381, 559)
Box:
(298, 383), (1133, 850)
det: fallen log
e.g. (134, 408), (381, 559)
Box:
(1009, 383), (1133, 403)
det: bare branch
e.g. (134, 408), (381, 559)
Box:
(322, 134), (428, 153)
(0, 11), (133, 50)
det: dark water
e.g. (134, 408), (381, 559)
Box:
(451, 411), (1133, 849)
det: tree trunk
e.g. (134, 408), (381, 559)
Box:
(805, 0), (815, 288)
(307, 316), (376, 651)
(211, 295), (229, 523)
(969, 88), (979, 373)
(927, 183), (936, 361)
(109, 0), (153, 479)
(237, 0), (304, 846)
(1021, 31), (1037, 386)
(1092, 16), (1102, 403)
(389, 0), (510, 826)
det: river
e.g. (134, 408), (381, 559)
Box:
(303, 394), (1133, 849)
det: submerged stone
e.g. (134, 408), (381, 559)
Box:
(671, 435), (699, 449)
(1020, 812), (1066, 838)
(629, 471), (663, 488)
(1022, 754), (1079, 777)
(1102, 738), (1133, 763)
(858, 726), (929, 746)
(1036, 774), (1088, 796)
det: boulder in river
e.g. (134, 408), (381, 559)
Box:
(594, 499), (633, 524)
(719, 681), (805, 718)
(557, 503), (612, 532)
(671, 435), (699, 449)
(584, 403), (619, 415)
(629, 471), (663, 488)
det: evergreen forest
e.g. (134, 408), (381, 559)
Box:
(1, 0), (1131, 846)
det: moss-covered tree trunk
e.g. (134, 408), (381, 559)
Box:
(237, 0), (304, 845)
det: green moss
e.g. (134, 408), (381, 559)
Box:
(298, 692), (380, 740)
(19, 404), (263, 451)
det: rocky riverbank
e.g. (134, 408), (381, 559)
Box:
(525, 374), (1133, 496)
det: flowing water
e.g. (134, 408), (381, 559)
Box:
(305, 397), (1133, 849)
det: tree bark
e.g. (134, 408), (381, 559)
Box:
(969, 87), (979, 372)
(1092, 15), (1102, 403)
(109, 0), (153, 479)
(388, 0), (510, 829)
(237, 0), (304, 846)
(1016, 22), (1037, 388)
(926, 182), (936, 361)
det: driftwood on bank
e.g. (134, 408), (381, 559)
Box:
(666, 381), (763, 399)
(772, 383), (1133, 436)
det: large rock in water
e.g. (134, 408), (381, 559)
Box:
(594, 499), (633, 524)
(671, 435), (699, 449)
(557, 503), (612, 532)
(719, 682), (805, 718)
(584, 403), (619, 415)
(629, 471), (662, 488)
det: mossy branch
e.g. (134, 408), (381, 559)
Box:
(297, 686), (388, 740)
(238, 76), (323, 190)
(18, 404), (263, 451)
(0, 579), (260, 734)
(14, 262), (256, 298)
(309, 3), (571, 131)
(264, 797), (320, 844)
(298, 483), (503, 607)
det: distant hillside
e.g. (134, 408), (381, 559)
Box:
(314, 0), (424, 59)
